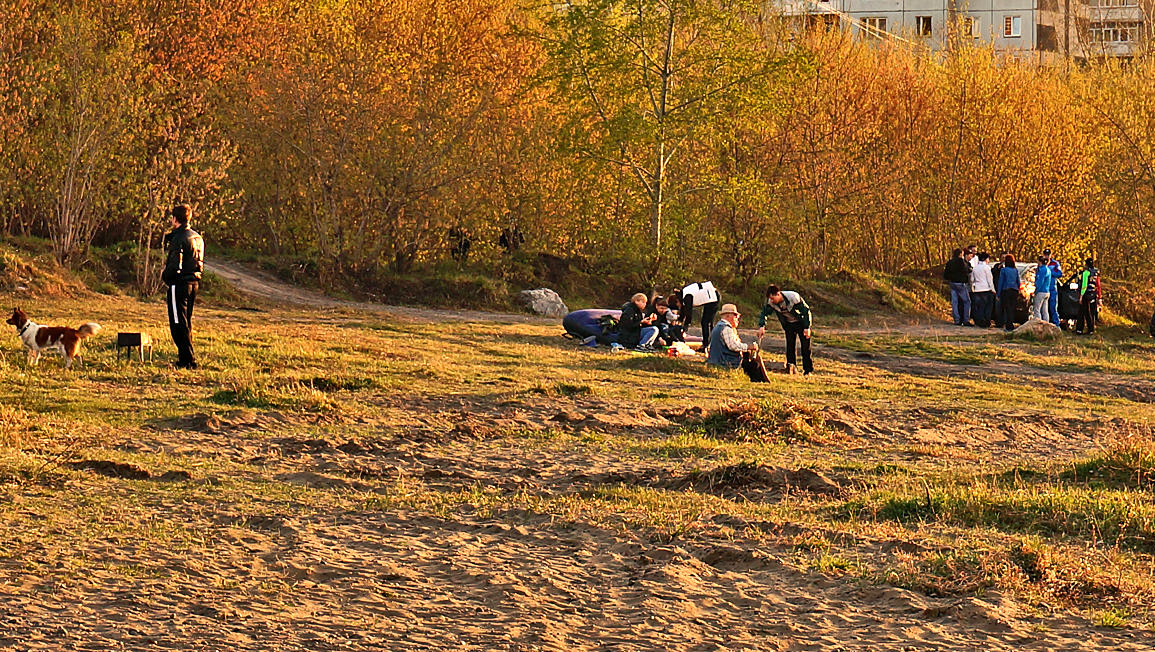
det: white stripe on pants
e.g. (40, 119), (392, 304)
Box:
(170, 285), (180, 325)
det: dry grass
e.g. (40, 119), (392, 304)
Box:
(2, 288), (1155, 647)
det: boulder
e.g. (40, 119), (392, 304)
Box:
(1012, 318), (1061, 340)
(518, 288), (568, 318)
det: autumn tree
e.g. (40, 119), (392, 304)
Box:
(537, 0), (793, 278)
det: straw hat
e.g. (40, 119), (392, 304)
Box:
(719, 303), (740, 317)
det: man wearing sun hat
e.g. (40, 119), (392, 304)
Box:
(706, 303), (756, 369)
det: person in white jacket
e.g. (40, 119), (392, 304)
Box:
(969, 252), (996, 328)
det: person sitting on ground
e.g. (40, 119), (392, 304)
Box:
(996, 254), (1021, 332)
(1032, 256), (1053, 322)
(943, 248), (973, 326)
(1076, 257), (1101, 335)
(707, 304), (755, 369)
(650, 298), (683, 346)
(757, 285), (814, 376)
(618, 292), (659, 352)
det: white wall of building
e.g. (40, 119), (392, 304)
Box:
(792, 0), (1040, 50)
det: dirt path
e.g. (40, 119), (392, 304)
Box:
(206, 259), (555, 325)
(209, 258), (1151, 401)
(208, 258), (967, 336)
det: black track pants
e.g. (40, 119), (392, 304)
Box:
(167, 281), (198, 368)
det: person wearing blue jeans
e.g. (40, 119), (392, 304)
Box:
(1043, 249), (1063, 326)
(943, 248), (972, 326)
(618, 293), (659, 351)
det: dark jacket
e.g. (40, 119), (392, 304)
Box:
(618, 302), (646, 348)
(943, 256), (971, 284)
(162, 226), (205, 285)
(758, 291), (812, 330)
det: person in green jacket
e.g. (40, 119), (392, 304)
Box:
(756, 285), (814, 375)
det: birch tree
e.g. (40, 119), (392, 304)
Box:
(538, 0), (789, 277)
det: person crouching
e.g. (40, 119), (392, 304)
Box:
(707, 304), (756, 368)
(651, 297), (683, 346)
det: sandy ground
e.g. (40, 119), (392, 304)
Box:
(2, 262), (1150, 651)
(5, 402), (1153, 651)
(5, 402), (1154, 652)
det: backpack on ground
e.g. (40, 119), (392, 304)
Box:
(596, 314), (619, 334)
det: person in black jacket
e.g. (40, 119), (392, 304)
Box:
(162, 205), (205, 369)
(943, 248), (973, 326)
(618, 293), (659, 351)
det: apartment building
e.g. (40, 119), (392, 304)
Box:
(780, 0), (1149, 58)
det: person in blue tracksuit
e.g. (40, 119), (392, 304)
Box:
(1043, 248), (1063, 326)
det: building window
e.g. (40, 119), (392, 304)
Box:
(1003, 15), (1022, 38)
(807, 13), (839, 32)
(915, 16), (932, 37)
(1091, 0), (1138, 7)
(862, 17), (887, 39)
(1089, 21), (1142, 42)
(964, 16), (980, 38)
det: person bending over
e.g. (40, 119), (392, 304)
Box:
(675, 281), (720, 353)
(757, 285), (814, 376)
(707, 304), (755, 369)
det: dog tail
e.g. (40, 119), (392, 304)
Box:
(76, 323), (101, 338)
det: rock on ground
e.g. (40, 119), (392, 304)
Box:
(518, 288), (569, 318)
(1012, 318), (1061, 340)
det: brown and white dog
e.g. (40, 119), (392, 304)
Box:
(6, 308), (101, 369)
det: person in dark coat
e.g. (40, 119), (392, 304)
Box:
(618, 293), (659, 351)
(943, 248), (972, 326)
(162, 205), (205, 369)
(1075, 258), (1101, 335)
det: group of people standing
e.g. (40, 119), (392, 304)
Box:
(944, 246), (1101, 334)
(614, 281), (815, 377)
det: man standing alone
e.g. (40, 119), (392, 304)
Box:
(943, 248), (972, 326)
(163, 205), (205, 369)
